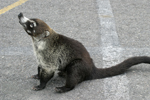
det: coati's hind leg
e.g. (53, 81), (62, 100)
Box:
(55, 60), (86, 93)
(31, 65), (41, 79)
(32, 68), (54, 91)
(55, 74), (79, 93)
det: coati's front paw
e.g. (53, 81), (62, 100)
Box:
(31, 74), (40, 80)
(55, 86), (73, 93)
(32, 85), (45, 91)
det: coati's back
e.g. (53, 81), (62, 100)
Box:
(51, 34), (94, 73)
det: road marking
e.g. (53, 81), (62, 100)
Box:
(1, 46), (150, 56)
(96, 0), (130, 100)
(0, 47), (33, 55)
(0, 0), (28, 15)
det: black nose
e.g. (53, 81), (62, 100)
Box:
(18, 12), (23, 19)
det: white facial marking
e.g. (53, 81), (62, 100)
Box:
(20, 16), (29, 23)
(33, 22), (37, 27)
(27, 30), (31, 34)
(33, 30), (36, 33)
(30, 24), (33, 28)
(30, 21), (36, 28)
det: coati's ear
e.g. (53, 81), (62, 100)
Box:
(45, 31), (50, 37)
(44, 31), (50, 37)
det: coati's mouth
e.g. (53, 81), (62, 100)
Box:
(18, 13), (29, 28)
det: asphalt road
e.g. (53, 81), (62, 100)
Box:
(0, 0), (150, 100)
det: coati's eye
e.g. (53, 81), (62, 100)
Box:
(29, 21), (37, 28)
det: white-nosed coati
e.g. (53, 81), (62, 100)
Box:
(18, 13), (150, 93)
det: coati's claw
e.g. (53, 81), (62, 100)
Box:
(31, 74), (40, 79)
(55, 87), (64, 93)
(55, 86), (73, 93)
(32, 85), (45, 91)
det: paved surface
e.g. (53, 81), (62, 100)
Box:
(0, 0), (150, 100)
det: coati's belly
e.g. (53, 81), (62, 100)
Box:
(35, 50), (60, 71)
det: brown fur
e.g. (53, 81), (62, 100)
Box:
(18, 13), (150, 93)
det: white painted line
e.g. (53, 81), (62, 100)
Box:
(0, 47), (33, 55)
(96, 0), (130, 100)
(1, 46), (150, 56)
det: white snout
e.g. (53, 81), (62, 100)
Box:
(20, 16), (29, 23)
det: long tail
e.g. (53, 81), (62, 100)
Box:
(92, 56), (150, 79)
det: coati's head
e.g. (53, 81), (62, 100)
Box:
(18, 13), (51, 40)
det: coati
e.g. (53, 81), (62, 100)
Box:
(18, 12), (150, 93)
